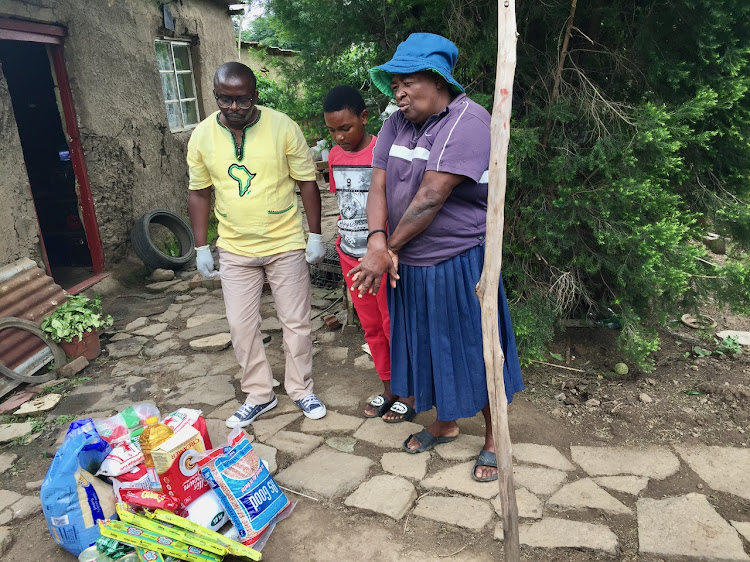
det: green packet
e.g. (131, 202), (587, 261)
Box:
(135, 547), (181, 562)
(146, 508), (262, 561)
(98, 520), (222, 562)
(117, 504), (226, 556)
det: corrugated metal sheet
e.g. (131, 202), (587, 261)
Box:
(0, 258), (66, 394)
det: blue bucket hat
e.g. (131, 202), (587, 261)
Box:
(370, 33), (465, 98)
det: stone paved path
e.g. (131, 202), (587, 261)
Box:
(1, 274), (750, 560)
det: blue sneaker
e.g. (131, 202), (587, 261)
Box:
(225, 396), (278, 428)
(294, 393), (327, 419)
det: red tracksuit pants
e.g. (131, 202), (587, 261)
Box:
(337, 245), (391, 381)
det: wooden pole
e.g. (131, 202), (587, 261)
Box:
(476, 0), (520, 560)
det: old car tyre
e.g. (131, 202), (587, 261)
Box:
(0, 317), (66, 383)
(131, 209), (195, 270)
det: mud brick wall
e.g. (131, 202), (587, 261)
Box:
(0, 0), (236, 265)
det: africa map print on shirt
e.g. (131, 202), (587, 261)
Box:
(332, 165), (372, 258)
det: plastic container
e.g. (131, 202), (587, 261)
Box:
(138, 416), (174, 468)
(77, 546), (113, 562)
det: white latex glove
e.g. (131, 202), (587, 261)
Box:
(195, 245), (219, 279)
(305, 233), (325, 264)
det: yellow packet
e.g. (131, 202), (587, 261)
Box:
(145, 508), (262, 561)
(117, 504), (226, 556)
(98, 520), (222, 562)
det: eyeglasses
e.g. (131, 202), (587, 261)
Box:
(214, 93), (254, 109)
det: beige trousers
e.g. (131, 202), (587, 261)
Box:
(219, 248), (314, 404)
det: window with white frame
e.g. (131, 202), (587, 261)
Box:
(155, 40), (200, 131)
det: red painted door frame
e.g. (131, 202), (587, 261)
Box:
(0, 18), (105, 274)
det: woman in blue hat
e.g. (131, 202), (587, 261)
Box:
(349, 32), (524, 482)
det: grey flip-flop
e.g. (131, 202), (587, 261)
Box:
(471, 449), (498, 482)
(402, 429), (457, 454)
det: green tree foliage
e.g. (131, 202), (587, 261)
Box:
(249, 0), (750, 370)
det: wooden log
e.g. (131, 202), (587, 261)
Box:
(475, 1), (520, 559)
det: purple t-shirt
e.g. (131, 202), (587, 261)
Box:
(372, 93), (490, 266)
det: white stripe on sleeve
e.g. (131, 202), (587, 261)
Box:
(389, 144), (431, 162)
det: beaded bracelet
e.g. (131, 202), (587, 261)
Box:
(367, 229), (387, 241)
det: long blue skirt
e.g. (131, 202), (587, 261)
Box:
(388, 244), (524, 421)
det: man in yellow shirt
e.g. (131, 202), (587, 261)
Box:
(188, 62), (327, 427)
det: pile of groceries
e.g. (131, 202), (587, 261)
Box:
(40, 404), (292, 561)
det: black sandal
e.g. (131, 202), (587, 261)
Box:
(383, 400), (417, 423)
(364, 394), (395, 418)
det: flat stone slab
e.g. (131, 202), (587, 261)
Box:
(0, 495), (41, 525)
(413, 495), (493, 530)
(106, 336), (147, 359)
(146, 280), (182, 292)
(300, 411), (363, 434)
(325, 346), (348, 362)
(319, 384), (361, 410)
(140, 355), (189, 376)
(275, 448), (373, 499)
(513, 465), (568, 496)
(143, 339), (181, 357)
(492, 488), (543, 520)
(326, 436), (356, 453)
(513, 443), (576, 471)
(731, 521), (750, 543)
(204, 418), (232, 448)
(186, 313), (227, 329)
(132, 323), (168, 337)
(352, 418), (423, 449)
(110, 332), (132, 342)
(168, 375), (234, 407)
(434, 434), (485, 462)
(0, 527), (11, 556)
(124, 317), (148, 332)
(14, 393), (61, 415)
(571, 445), (680, 479)
(0, 392), (38, 415)
(717, 330), (750, 346)
(154, 329), (176, 340)
(178, 319), (231, 340)
(0, 490), (22, 513)
(381, 452), (428, 481)
(0, 423), (34, 444)
(638, 494), (749, 560)
(262, 394), (300, 417)
(260, 317), (282, 331)
(548, 478), (631, 515)
(207, 399), (242, 421)
(353, 354), (372, 369)
(519, 518), (618, 554)
(593, 475), (648, 496)
(111, 358), (145, 377)
(345, 475), (416, 520)
(421, 461), (498, 500)
(674, 444), (750, 501)
(267, 431), (323, 458)
(189, 333), (232, 352)
(252, 413), (301, 442)
(0, 454), (17, 475)
(251, 442), (278, 474)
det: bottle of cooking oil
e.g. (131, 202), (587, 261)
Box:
(139, 416), (173, 468)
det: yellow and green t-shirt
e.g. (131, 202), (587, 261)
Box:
(187, 107), (316, 257)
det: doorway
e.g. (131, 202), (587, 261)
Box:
(0, 40), (93, 288)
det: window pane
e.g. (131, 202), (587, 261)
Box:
(172, 44), (192, 71)
(160, 73), (178, 101)
(165, 101), (182, 130)
(176, 72), (195, 99)
(155, 42), (172, 71)
(181, 100), (199, 126)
